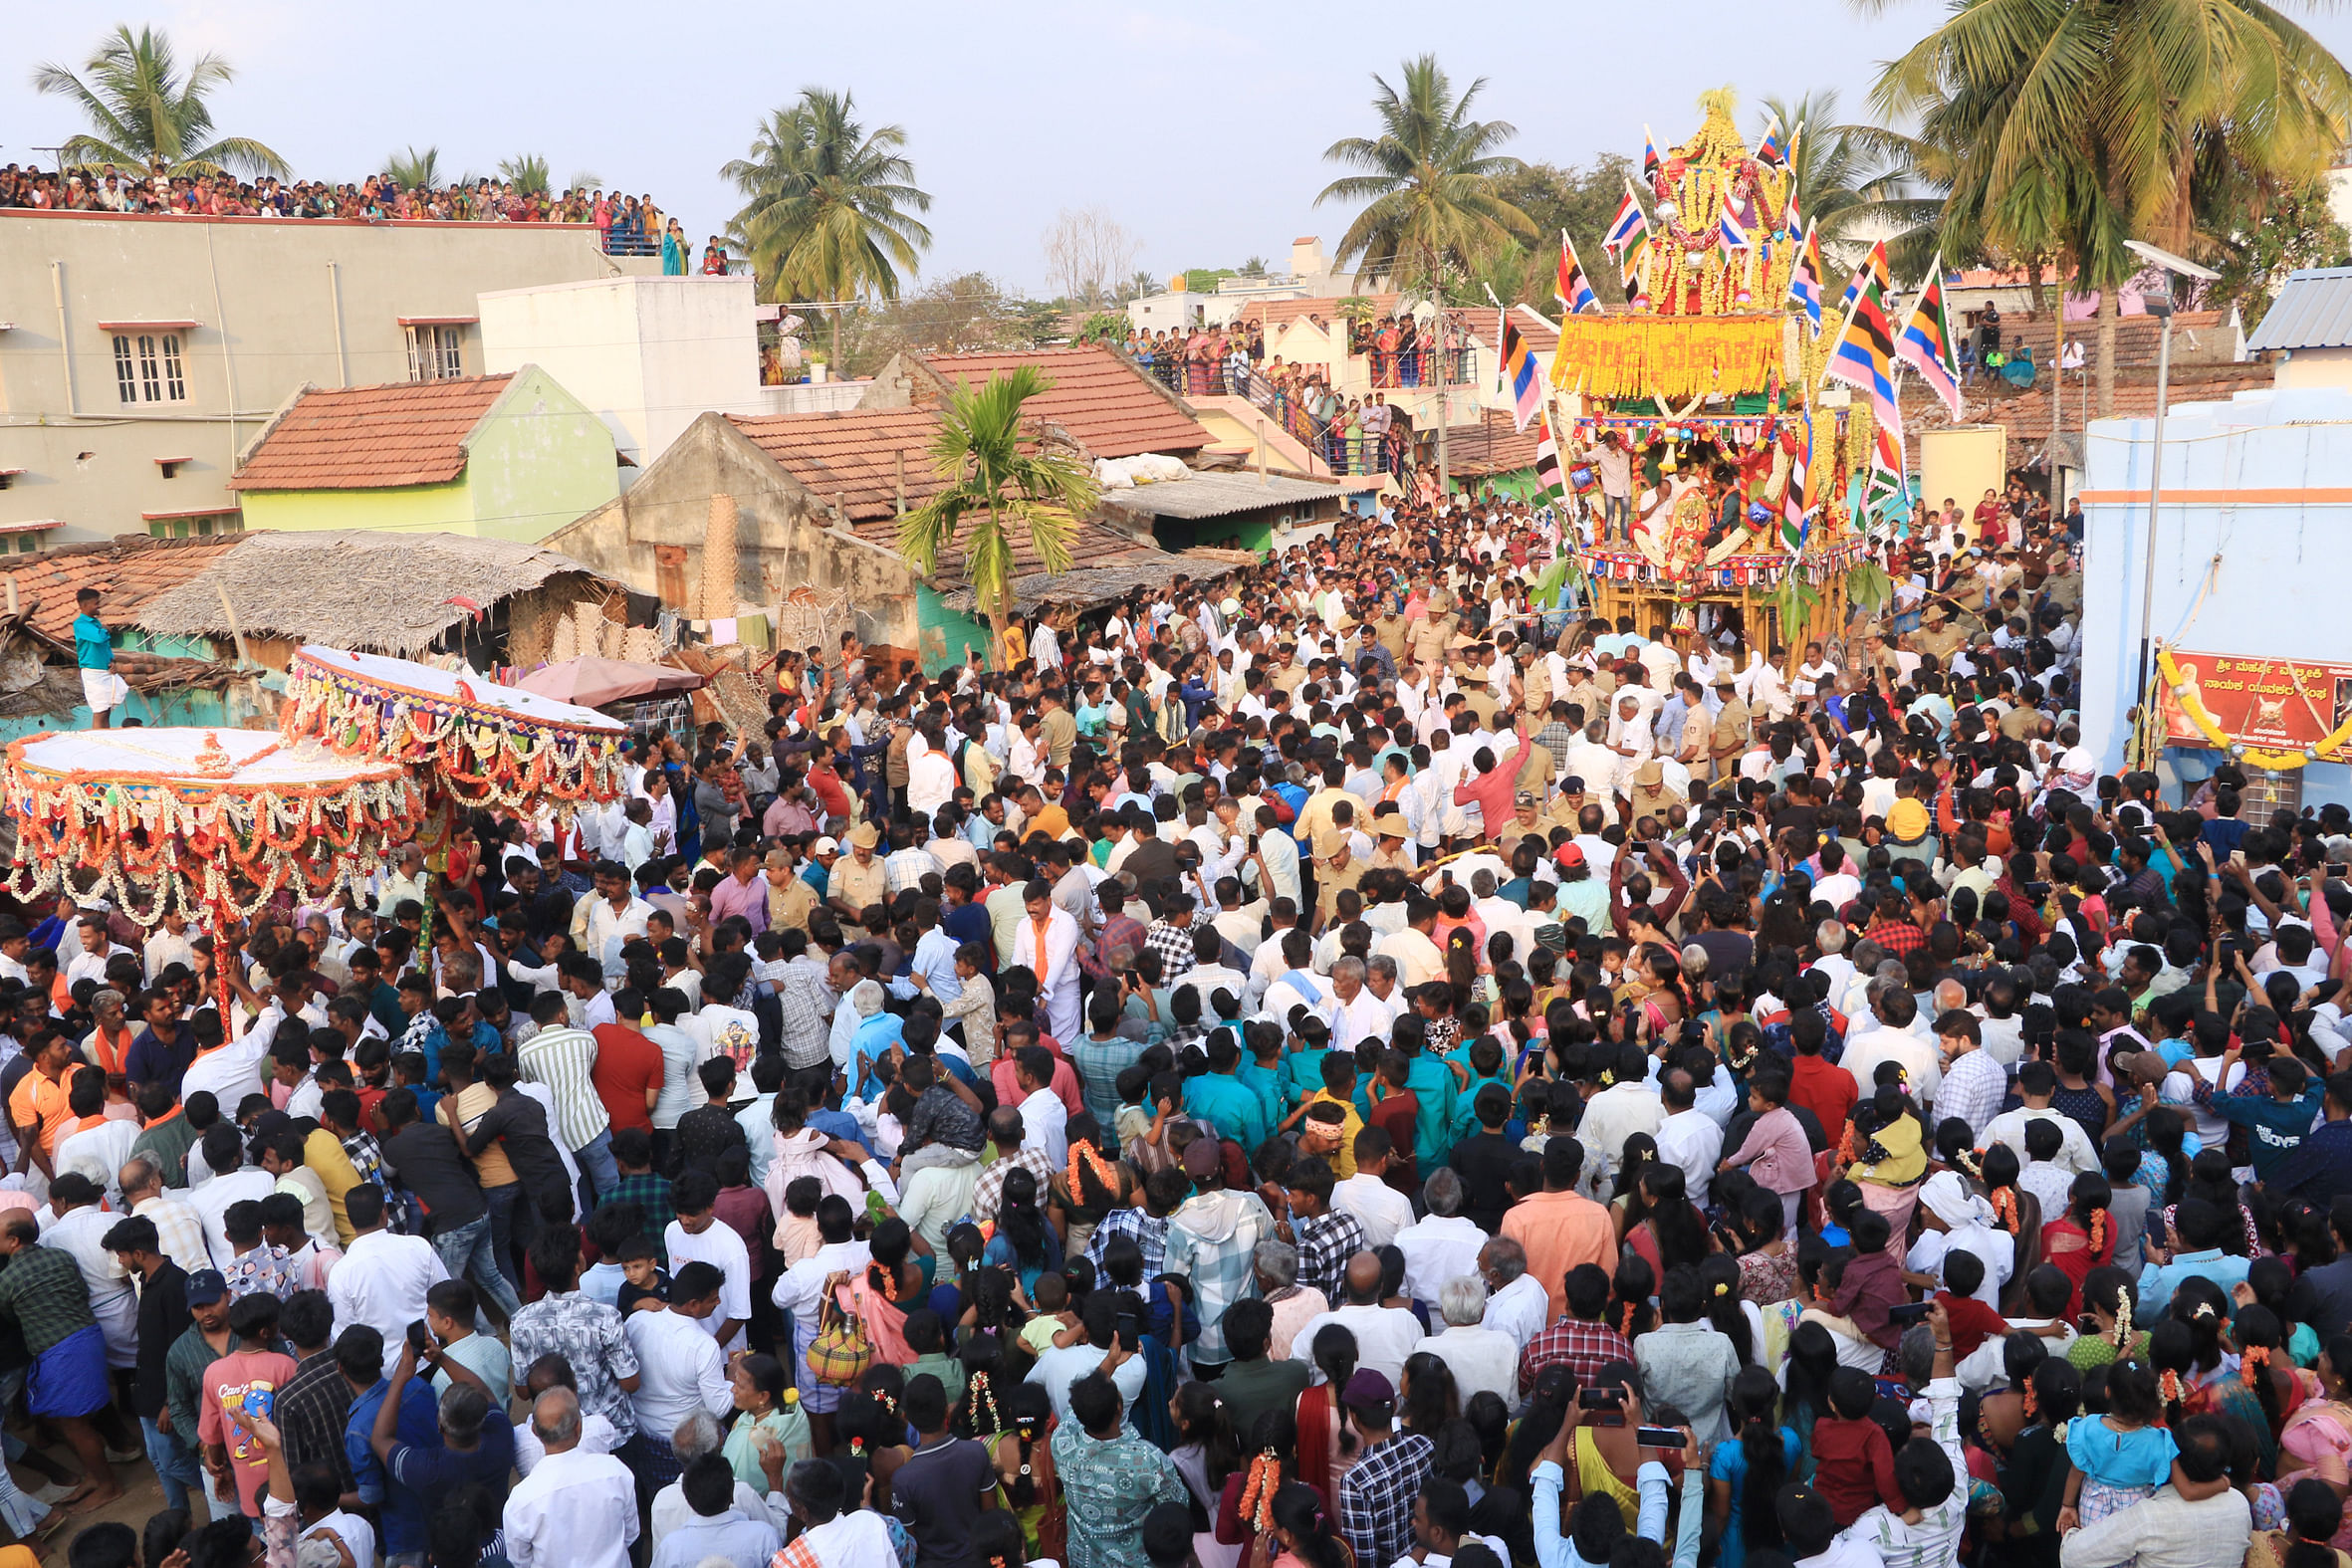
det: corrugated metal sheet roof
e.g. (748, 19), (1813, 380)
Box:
(1100, 470), (1341, 520)
(2246, 268), (2352, 352)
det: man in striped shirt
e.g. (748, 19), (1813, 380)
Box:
(516, 994), (615, 1202)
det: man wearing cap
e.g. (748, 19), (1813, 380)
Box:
(1625, 760), (1683, 833)
(825, 822), (888, 922)
(1160, 1136), (1275, 1374)
(1311, 830), (1370, 933)
(1334, 1365), (1435, 1568)
(1707, 672), (1749, 783)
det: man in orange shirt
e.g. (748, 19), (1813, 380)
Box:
(9, 1032), (81, 1179)
(1498, 1136), (1616, 1322)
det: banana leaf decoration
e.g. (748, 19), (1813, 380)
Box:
(1845, 560), (1894, 615)
(1766, 571), (1820, 633)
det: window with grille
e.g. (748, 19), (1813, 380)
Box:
(112, 334), (187, 403)
(406, 325), (465, 381)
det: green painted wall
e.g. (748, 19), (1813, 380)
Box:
(917, 584), (994, 675)
(462, 371), (623, 542)
(238, 365), (618, 543)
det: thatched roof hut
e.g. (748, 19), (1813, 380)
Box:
(134, 530), (626, 663)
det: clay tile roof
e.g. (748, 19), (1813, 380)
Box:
(1968, 364), (2275, 442)
(920, 346), (1210, 459)
(228, 373), (515, 492)
(728, 406), (949, 525)
(0, 534), (245, 648)
(1444, 407), (1545, 477)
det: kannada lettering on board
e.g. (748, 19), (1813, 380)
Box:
(2158, 650), (2352, 761)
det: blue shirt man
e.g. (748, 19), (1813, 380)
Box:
(346, 1374), (439, 1559)
(73, 607), (112, 671)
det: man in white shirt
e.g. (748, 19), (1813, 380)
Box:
(1330, 1130), (1415, 1249)
(185, 1124), (276, 1265)
(1839, 989), (1943, 1103)
(1981, 1063), (2101, 1176)
(1412, 1276), (1520, 1408)
(1012, 1048), (1068, 1167)
(1653, 1067), (1726, 1208)
(327, 1184), (449, 1347)
(1393, 1170), (1488, 1313)
(1025, 1294), (1148, 1428)
(625, 1262), (733, 1447)
(504, 1387), (640, 1568)
(664, 1174), (754, 1355)
(1289, 1252), (1424, 1386)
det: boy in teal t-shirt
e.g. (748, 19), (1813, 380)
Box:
(73, 585), (118, 729)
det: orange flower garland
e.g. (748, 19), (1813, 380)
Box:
(280, 647), (624, 816)
(1989, 1187), (2020, 1235)
(1068, 1142), (1121, 1205)
(1238, 1451), (1281, 1531)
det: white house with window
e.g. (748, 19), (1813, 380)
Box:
(0, 208), (656, 545)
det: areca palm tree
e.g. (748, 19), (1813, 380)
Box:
(1857, 0), (2352, 413)
(386, 145), (441, 190)
(725, 88), (934, 367)
(896, 368), (1097, 665)
(497, 153), (552, 195)
(1317, 55), (1536, 296)
(34, 25), (286, 178)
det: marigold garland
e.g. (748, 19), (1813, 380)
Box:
(1068, 1142), (1121, 1205)
(2, 729), (424, 926)
(2242, 1345), (2271, 1387)
(1548, 315), (1785, 401)
(281, 648), (625, 815)
(1989, 1186), (2020, 1235)
(1239, 1451), (1281, 1531)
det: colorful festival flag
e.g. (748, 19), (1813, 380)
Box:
(1781, 415), (1811, 552)
(1619, 231), (1651, 304)
(1602, 184), (1646, 254)
(1824, 241), (1902, 439)
(1755, 112), (1788, 169)
(1866, 421), (1910, 514)
(1786, 222), (1825, 333)
(1554, 233), (1601, 317)
(1497, 306), (1545, 432)
(1837, 239), (1889, 320)
(1718, 192), (1752, 252)
(1642, 125), (1662, 179)
(1533, 411), (1566, 503)
(1895, 255), (1965, 419)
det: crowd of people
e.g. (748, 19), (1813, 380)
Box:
(0, 163), (712, 267)
(1126, 324), (1425, 475)
(0, 465), (2328, 1568)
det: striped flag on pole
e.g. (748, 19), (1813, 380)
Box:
(1718, 192), (1753, 252)
(1619, 231), (1651, 308)
(1642, 126), (1662, 179)
(1896, 256), (1965, 419)
(1602, 184), (1646, 253)
(1786, 222), (1825, 333)
(1781, 414), (1811, 552)
(1555, 233), (1600, 315)
(1497, 306), (1545, 431)
(1533, 410), (1566, 503)
(1755, 112), (1788, 169)
(1823, 241), (1902, 439)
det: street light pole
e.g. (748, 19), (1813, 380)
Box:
(2132, 303), (2173, 770)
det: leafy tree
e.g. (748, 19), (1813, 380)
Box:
(725, 88), (934, 366)
(1492, 154), (1638, 305)
(1759, 90), (1940, 271)
(2207, 173), (2352, 324)
(1318, 55), (1535, 296)
(34, 25), (287, 178)
(1183, 268), (1238, 294)
(1860, 0), (2352, 413)
(897, 367), (1098, 663)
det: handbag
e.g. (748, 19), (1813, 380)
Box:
(806, 1294), (872, 1386)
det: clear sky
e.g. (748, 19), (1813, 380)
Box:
(13, 1), (2352, 297)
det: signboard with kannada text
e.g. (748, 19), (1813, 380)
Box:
(2158, 650), (2352, 762)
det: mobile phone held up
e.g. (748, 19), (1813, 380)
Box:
(1576, 1387), (1625, 1410)
(406, 1319), (433, 1355)
(1887, 1300), (1934, 1328)
(1635, 1427), (1684, 1450)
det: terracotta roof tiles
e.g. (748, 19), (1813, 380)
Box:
(0, 535), (245, 648)
(728, 407), (948, 525)
(920, 346), (1210, 459)
(229, 374), (514, 492)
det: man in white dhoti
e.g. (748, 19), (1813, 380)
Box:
(1010, 877), (1081, 1044)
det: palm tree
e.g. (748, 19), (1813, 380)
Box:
(1857, 0), (2352, 413)
(33, 25), (287, 178)
(724, 88), (934, 367)
(386, 145), (441, 190)
(1317, 55), (1536, 296)
(896, 367), (1097, 664)
(497, 153), (552, 195)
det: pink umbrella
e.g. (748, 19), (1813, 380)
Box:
(516, 656), (704, 708)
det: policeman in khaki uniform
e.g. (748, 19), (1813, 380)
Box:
(1707, 670), (1750, 783)
(1910, 602), (1969, 664)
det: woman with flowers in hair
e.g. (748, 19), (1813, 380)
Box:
(2067, 1266), (2149, 1373)
(2037, 1170), (2115, 1318)
(1974, 1142), (2043, 1313)
(990, 1381), (1065, 1562)
(1218, 1408), (1303, 1568)
(1052, 1113), (1133, 1264)
(721, 1350), (810, 1489)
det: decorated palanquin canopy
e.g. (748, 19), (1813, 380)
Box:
(1550, 90), (1797, 402)
(1550, 315), (1784, 401)
(281, 645), (626, 814)
(4, 728), (425, 925)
